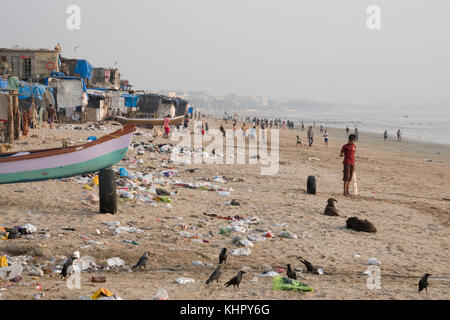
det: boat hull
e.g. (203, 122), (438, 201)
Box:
(115, 116), (184, 127)
(0, 126), (135, 185)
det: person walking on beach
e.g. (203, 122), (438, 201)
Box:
(324, 129), (329, 148)
(346, 126), (350, 136)
(250, 126), (256, 141)
(307, 126), (314, 147)
(397, 129), (402, 142)
(163, 115), (171, 139)
(354, 127), (359, 141)
(384, 130), (388, 141)
(183, 114), (190, 130)
(47, 105), (56, 130)
(220, 123), (226, 137)
(340, 134), (356, 196)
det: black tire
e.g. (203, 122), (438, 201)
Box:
(307, 175), (316, 195)
(99, 168), (117, 214)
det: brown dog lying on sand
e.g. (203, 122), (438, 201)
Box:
(0, 144), (13, 153)
(324, 198), (339, 216)
(346, 217), (377, 233)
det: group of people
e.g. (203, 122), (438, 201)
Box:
(384, 129), (402, 142)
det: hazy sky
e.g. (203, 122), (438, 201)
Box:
(1, 0), (449, 106)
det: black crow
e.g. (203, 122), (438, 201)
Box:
(224, 271), (246, 290)
(132, 251), (150, 271)
(60, 251), (80, 279)
(297, 256), (320, 274)
(205, 265), (222, 285)
(219, 248), (228, 265)
(286, 264), (297, 280)
(418, 273), (431, 294)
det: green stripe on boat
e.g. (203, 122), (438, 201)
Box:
(0, 147), (128, 185)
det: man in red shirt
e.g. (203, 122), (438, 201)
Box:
(340, 134), (356, 196)
(163, 115), (171, 139)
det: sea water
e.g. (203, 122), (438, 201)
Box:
(230, 108), (450, 146)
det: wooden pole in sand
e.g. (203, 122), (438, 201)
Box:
(6, 93), (14, 143)
(99, 167), (117, 214)
(12, 91), (20, 140)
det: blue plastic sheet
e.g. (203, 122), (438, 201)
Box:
(74, 60), (93, 80)
(18, 82), (47, 100)
(0, 79), (8, 89)
(119, 168), (129, 177)
(121, 94), (140, 108)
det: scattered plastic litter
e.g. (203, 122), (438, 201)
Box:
(152, 288), (169, 300)
(230, 248), (251, 256)
(175, 277), (195, 284)
(0, 265), (23, 280)
(91, 288), (115, 300)
(260, 271), (279, 277)
(272, 276), (314, 292)
(367, 258), (381, 266)
(106, 257), (125, 268)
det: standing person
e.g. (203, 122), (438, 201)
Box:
(397, 129), (401, 142)
(205, 122), (209, 133)
(354, 127), (359, 142)
(340, 134), (357, 197)
(345, 126), (350, 136)
(301, 121), (305, 132)
(163, 115), (171, 139)
(261, 121), (266, 140)
(183, 114), (190, 130)
(307, 126), (314, 147)
(242, 123), (248, 142)
(320, 125), (324, 134)
(220, 123), (226, 137)
(250, 126), (256, 141)
(324, 129), (329, 148)
(384, 130), (388, 141)
(47, 104), (56, 130)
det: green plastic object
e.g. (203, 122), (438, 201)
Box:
(272, 276), (314, 292)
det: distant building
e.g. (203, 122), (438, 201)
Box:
(120, 80), (132, 91)
(89, 67), (120, 89)
(0, 47), (60, 81)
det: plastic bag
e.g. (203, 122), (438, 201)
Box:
(272, 276), (314, 292)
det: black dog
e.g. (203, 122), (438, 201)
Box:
(324, 198), (339, 216)
(346, 217), (377, 233)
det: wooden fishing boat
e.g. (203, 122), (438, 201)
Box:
(0, 125), (136, 185)
(115, 115), (185, 128)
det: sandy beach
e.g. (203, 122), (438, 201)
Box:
(0, 119), (448, 300)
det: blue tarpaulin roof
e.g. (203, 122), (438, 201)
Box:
(0, 79), (7, 89)
(74, 60), (93, 80)
(18, 82), (48, 100)
(121, 94), (140, 108)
